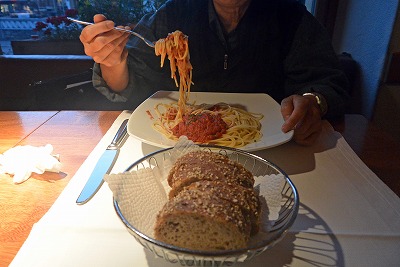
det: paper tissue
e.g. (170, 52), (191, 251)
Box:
(0, 144), (62, 184)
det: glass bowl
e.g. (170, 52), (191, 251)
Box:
(113, 145), (299, 266)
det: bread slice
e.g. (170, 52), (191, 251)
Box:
(154, 187), (251, 250)
(185, 180), (261, 235)
(168, 150), (254, 198)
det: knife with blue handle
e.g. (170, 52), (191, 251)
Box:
(76, 119), (128, 205)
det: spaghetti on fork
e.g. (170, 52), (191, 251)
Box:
(155, 31), (193, 119)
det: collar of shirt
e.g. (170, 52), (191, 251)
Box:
(208, 0), (239, 52)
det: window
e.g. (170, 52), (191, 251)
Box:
(303, 0), (316, 14)
(300, 0), (317, 14)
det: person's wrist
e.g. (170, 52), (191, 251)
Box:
(302, 92), (328, 117)
(100, 57), (129, 92)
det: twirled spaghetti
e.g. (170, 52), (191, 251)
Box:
(154, 31), (263, 148)
(155, 30), (192, 118)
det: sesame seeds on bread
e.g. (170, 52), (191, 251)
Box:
(186, 180), (261, 235)
(154, 187), (251, 250)
(154, 150), (260, 251)
(168, 150), (255, 198)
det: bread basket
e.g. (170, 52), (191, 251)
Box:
(113, 145), (299, 265)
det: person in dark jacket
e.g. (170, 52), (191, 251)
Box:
(80, 0), (350, 145)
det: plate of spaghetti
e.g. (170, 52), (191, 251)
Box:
(129, 30), (292, 151)
(127, 91), (293, 151)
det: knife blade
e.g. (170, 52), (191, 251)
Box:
(76, 119), (128, 205)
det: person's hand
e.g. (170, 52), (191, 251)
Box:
(79, 14), (131, 67)
(280, 94), (323, 146)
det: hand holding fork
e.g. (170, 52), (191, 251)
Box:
(75, 14), (154, 68)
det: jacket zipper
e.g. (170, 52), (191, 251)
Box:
(224, 54), (228, 70)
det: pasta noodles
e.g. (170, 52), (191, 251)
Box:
(154, 31), (263, 148)
(152, 102), (264, 148)
(155, 30), (192, 118)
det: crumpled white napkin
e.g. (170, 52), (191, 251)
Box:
(0, 144), (62, 184)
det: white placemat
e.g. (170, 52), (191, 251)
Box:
(10, 111), (400, 267)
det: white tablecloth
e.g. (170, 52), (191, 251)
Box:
(10, 111), (400, 267)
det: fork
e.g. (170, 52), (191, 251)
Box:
(67, 17), (155, 48)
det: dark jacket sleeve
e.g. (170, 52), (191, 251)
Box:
(283, 11), (351, 119)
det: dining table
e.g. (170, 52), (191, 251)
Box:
(1, 110), (399, 267)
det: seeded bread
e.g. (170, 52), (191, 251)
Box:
(168, 150), (254, 198)
(185, 180), (261, 235)
(155, 150), (260, 251)
(154, 187), (251, 250)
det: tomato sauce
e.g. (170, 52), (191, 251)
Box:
(172, 112), (228, 143)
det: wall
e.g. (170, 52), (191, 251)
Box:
(386, 7), (400, 57)
(372, 8), (400, 143)
(332, 0), (399, 118)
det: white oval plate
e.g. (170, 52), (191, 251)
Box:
(128, 91), (293, 151)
